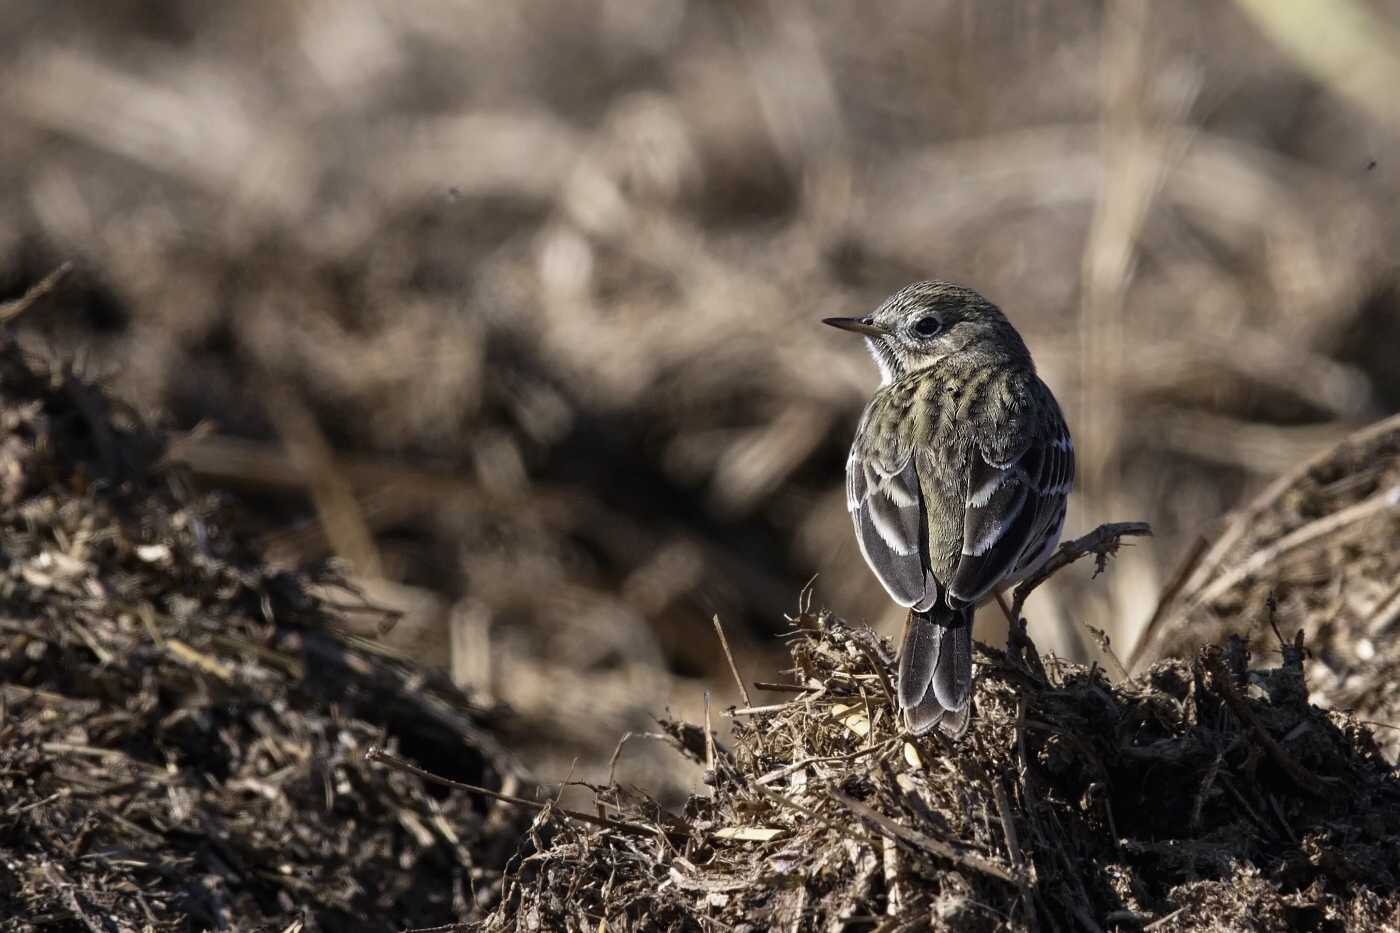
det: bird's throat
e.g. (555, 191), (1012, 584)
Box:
(864, 337), (899, 386)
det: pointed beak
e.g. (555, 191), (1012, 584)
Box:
(822, 316), (889, 337)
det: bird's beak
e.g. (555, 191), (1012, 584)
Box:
(822, 316), (889, 337)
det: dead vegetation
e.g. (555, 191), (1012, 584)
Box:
(3, 274), (1400, 930)
(3, 0), (1400, 794)
(1137, 411), (1400, 763)
(4, 1), (1400, 928)
(0, 303), (528, 929)
(483, 608), (1400, 932)
(479, 502), (1400, 933)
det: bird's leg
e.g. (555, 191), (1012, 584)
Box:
(996, 590), (1026, 663)
(996, 589), (1046, 682)
(993, 590), (1017, 628)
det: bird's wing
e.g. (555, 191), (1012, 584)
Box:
(847, 445), (939, 611)
(946, 415), (1074, 605)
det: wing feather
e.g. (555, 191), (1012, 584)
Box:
(848, 448), (938, 610)
(947, 417), (1074, 605)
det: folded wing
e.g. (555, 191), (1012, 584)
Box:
(947, 422), (1074, 605)
(847, 448), (939, 611)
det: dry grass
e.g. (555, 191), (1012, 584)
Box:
(0, 302), (528, 929)
(1138, 411), (1400, 762)
(481, 607), (1400, 931)
(3, 270), (1400, 929)
(1, 0), (1399, 803)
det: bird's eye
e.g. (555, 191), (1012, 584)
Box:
(913, 316), (941, 337)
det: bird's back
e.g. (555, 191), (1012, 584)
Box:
(857, 358), (1062, 589)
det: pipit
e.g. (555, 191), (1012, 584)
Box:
(825, 281), (1074, 737)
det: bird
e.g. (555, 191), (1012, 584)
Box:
(824, 281), (1074, 737)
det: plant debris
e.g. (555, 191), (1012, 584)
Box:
(483, 607), (1400, 931)
(4, 278), (1400, 931)
(6, 0), (1400, 802)
(1138, 413), (1400, 762)
(0, 322), (529, 929)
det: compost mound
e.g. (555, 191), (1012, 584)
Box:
(485, 611), (1400, 931)
(0, 316), (528, 928)
(1139, 413), (1400, 763)
(5, 281), (1400, 932)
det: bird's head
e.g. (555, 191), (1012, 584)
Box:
(824, 281), (1031, 385)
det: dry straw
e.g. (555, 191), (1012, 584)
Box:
(2, 0), (1399, 835)
(481, 597), (1399, 931)
(0, 288), (528, 930)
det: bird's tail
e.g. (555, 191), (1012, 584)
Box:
(898, 603), (973, 737)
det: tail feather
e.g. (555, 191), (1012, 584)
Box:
(898, 605), (973, 738)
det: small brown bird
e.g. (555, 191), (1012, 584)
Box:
(825, 282), (1074, 737)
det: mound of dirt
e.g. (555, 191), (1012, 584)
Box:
(483, 610), (1400, 931)
(0, 287), (528, 929)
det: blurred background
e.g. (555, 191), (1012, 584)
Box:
(1, 0), (1397, 799)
